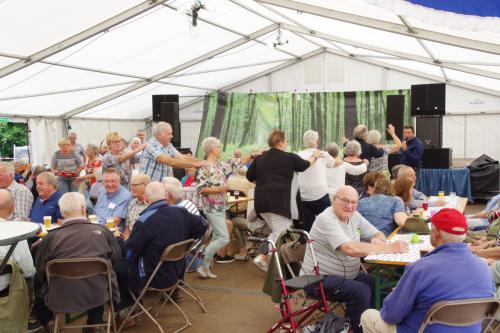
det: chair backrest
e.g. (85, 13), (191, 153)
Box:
(417, 298), (500, 333)
(161, 239), (196, 262)
(45, 258), (110, 285)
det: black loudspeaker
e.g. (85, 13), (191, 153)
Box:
(152, 95), (181, 147)
(422, 148), (452, 169)
(411, 83), (445, 116)
(416, 116), (442, 148)
(386, 95), (405, 141)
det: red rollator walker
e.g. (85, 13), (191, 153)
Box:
(248, 229), (330, 333)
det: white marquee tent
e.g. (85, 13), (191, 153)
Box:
(1, 0), (500, 164)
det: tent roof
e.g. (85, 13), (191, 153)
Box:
(1, 0), (499, 119)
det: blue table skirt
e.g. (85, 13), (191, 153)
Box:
(416, 168), (472, 201)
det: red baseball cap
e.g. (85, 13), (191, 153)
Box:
(429, 208), (467, 235)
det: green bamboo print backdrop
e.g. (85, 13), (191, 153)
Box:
(197, 90), (410, 160)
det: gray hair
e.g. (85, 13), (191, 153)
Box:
(325, 142), (339, 158)
(303, 130), (319, 148)
(59, 192), (85, 217)
(38, 172), (58, 189)
(344, 140), (362, 157)
(201, 137), (221, 157)
(367, 130), (382, 145)
(353, 124), (368, 140)
(152, 122), (171, 136)
(397, 165), (413, 179)
(130, 137), (141, 145)
(15, 157), (30, 166)
(0, 162), (15, 177)
(145, 182), (166, 203)
(162, 177), (184, 202)
(431, 225), (466, 243)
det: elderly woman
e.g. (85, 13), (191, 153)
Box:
(128, 137), (143, 170)
(298, 130), (336, 231)
(357, 177), (407, 236)
(75, 144), (102, 213)
(196, 137), (256, 278)
(51, 137), (84, 193)
(352, 124), (384, 163)
(366, 124), (402, 173)
(247, 130), (321, 271)
(325, 142), (368, 197)
(102, 132), (144, 187)
(344, 140), (367, 195)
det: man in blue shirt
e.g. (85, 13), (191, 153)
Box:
(400, 125), (423, 169)
(95, 168), (131, 226)
(29, 172), (63, 224)
(361, 208), (494, 333)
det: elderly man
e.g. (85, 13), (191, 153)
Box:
(29, 172), (63, 225)
(163, 177), (199, 215)
(68, 132), (86, 162)
(0, 190), (35, 332)
(123, 173), (150, 239)
(0, 162), (33, 220)
(95, 168), (132, 226)
(298, 130), (336, 231)
(125, 182), (207, 292)
(139, 122), (205, 182)
(14, 157), (31, 184)
(34, 192), (121, 332)
(361, 208), (494, 333)
(136, 129), (145, 143)
(400, 125), (423, 170)
(352, 124), (384, 162)
(300, 185), (408, 333)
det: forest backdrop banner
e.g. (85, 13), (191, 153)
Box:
(196, 90), (411, 159)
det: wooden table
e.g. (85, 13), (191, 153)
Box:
(227, 196), (253, 217)
(364, 196), (467, 308)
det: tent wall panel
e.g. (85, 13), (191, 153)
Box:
(181, 121), (202, 153)
(28, 118), (65, 166)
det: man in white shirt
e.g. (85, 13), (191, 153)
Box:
(298, 130), (336, 231)
(0, 189), (35, 293)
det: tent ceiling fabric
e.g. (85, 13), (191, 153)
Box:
(0, 0), (499, 120)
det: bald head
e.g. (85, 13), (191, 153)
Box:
(0, 189), (14, 220)
(332, 185), (359, 222)
(144, 182), (166, 204)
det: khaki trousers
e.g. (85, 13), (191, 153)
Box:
(360, 309), (397, 333)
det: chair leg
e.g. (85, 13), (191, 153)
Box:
(53, 313), (59, 333)
(157, 291), (192, 333)
(178, 281), (208, 313)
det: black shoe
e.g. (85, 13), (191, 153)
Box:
(215, 255), (235, 264)
(27, 318), (43, 333)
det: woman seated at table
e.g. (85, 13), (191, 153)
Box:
(394, 177), (414, 215)
(357, 177), (408, 236)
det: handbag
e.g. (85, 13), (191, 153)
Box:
(303, 312), (350, 333)
(402, 216), (430, 234)
(0, 261), (29, 333)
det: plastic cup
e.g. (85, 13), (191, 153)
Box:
(450, 192), (456, 199)
(419, 249), (429, 258)
(43, 216), (51, 228)
(88, 215), (97, 223)
(106, 218), (115, 229)
(422, 201), (428, 211)
(438, 191), (445, 197)
(234, 190), (240, 200)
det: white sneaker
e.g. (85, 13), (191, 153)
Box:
(252, 256), (269, 272)
(196, 266), (217, 279)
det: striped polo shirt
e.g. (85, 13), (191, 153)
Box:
(301, 209), (379, 279)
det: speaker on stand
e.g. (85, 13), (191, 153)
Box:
(152, 94), (181, 147)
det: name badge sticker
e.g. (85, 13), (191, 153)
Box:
(108, 202), (116, 210)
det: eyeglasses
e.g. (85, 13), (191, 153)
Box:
(130, 183), (146, 186)
(334, 196), (358, 207)
(110, 140), (122, 144)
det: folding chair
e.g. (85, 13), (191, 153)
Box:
(45, 258), (116, 333)
(118, 239), (195, 333)
(417, 298), (500, 333)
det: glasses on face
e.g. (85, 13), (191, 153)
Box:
(130, 183), (145, 187)
(335, 196), (358, 207)
(110, 140), (122, 144)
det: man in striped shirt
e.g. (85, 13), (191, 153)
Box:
(163, 177), (200, 216)
(301, 186), (408, 333)
(139, 122), (205, 182)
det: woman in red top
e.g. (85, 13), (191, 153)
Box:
(75, 144), (102, 213)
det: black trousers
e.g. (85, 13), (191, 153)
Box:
(301, 194), (331, 232)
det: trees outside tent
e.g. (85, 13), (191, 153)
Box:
(197, 90), (410, 160)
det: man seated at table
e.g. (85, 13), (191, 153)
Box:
(300, 185), (409, 333)
(0, 162), (33, 221)
(466, 192), (500, 230)
(397, 166), (445, 210)
(29, 172), (63, 225)
(95, 168), (132, 228)
(163, 177), (200, 216)
(122, 173), (150, 240)
(34, 192), (121, 332)
(125, 182), (207, 292)
(357, 177), (408, 236)
(0, 189), (36, 332)
(361, 208), (494, 333)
